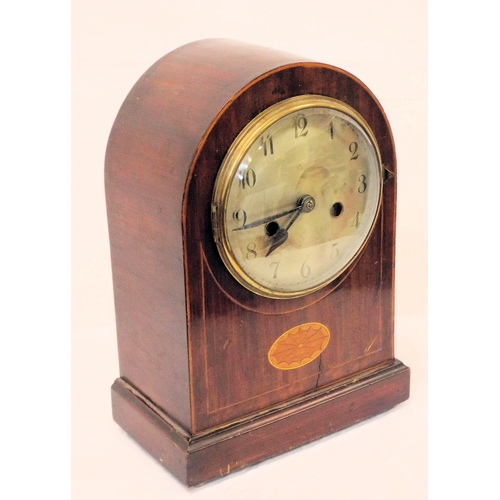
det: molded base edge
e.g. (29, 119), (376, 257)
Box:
(111, 359), (410, 487)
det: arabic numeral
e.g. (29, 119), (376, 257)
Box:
(232, 209), (247, 227)
(260, 134), (274, 156)
(246, 242), (257, 260)
(239, 168), (256, 189)
(358, 174), (367, 193)
(294, 114), (308, 138)
(329, 119), (335, 140)
(330, 242), (339, 259)
(349, 141), (359, 160)
(351, 212), (361, 228)
(300, 261), (311, 278)
(270, 261), (280, 279)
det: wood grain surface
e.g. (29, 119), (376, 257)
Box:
(105, 38), (408, 486)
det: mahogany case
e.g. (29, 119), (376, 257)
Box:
(104, 39), (410, 487)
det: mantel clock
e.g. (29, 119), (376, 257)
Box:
(105, 39), (410, 487)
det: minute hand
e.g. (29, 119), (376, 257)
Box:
(232, 206), (301, 231)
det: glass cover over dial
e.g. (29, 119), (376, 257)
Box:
(212, 95), (383, 299)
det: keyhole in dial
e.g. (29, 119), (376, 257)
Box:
(331, 202), (344, 217)
(265, 221), (280, 237)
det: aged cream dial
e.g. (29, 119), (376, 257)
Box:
(212, 95), (383, 299)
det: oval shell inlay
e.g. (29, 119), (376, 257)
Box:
(268, 322), (330, 370)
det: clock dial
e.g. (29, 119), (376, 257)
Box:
(212, 95), (383, 299)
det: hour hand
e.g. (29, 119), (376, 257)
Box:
(265, 206), (303, 257)
(265, 228), (288, 257)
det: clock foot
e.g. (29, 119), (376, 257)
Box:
(111, 359), (410, 487)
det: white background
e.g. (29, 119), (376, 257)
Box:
(5, 1), (500, 499)
(72, 1), (428, 498)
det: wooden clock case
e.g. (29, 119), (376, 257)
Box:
(105, 39), (410, 487)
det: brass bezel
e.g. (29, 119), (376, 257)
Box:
(211, 94), (383, 299)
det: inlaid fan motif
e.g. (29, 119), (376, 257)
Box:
(268, 322), (330, 370)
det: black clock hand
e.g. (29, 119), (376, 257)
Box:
(265, 195), (315, 257)
(232, 206), (301, 231)
(265, 209), (301, 257)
